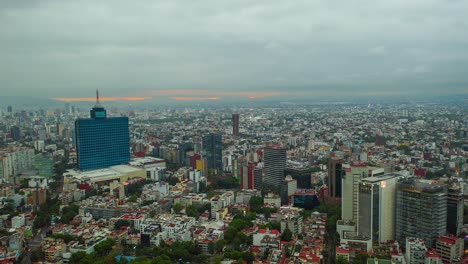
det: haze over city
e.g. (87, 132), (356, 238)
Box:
(1, 1), (468, 264)
(1, 0), (468, 102)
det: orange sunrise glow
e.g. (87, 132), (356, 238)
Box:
(51, 97), (151, 102)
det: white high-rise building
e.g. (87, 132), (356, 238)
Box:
(0, 147), (35, 182)
(341, 164), (385, 221)
(357, 173), (406, 244)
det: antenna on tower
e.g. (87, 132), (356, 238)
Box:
(96, 89), (102, 107)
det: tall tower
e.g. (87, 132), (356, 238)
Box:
(395, 178), (447, 248)
(341, 164), (385, 221)
(202, 133), (223, 172)
(447, 187), (463, 236)
(240, 161), (257, 190)
(327, 158), (344, 199)
(232, 113), (239, 136)
(264, 145), (287, 189)
(10, 126), (20, 141)
(357, 173), (404, 245)
(75, 90), (130, 170)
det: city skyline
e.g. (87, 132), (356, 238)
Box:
(1, 0), (468, 100)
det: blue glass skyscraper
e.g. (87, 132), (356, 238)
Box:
(75, 91), (130, 171)
(202, 133), (223, 172)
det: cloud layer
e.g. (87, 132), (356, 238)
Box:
(1, 0), (467, 98)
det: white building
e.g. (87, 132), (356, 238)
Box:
(11, 215), (25, 228)
(357, 173), (406, 245)
(406, 238), (427, 264)
(341, 164), (384, 221)
(0, 148), (35, 182)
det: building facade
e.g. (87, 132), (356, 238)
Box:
(327, 158), (344, 198)
(446, 187), (463, 236)
(202, 133), (223, 172)
(435, 235), (463, 263)
(75, 93), (130, 171)
(357, 174), (403, 245)
(342, 164), (385, 221)
(264, 146), (287, 189)
(232, 113), (239, 136)
(396, 179), (447, 248)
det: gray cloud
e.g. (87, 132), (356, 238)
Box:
(1, 0), (467, 98)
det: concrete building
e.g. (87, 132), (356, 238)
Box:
(278, 206), (303, 236)
(280, 175), (297, 205)
(435, 235), (463, 263)
(64, 165), (145, 184)
(396, 179), (447, 248)
(357, 173), (405, 245)
(264, 146), (286, 188)
(446, 187), (463, 236)
(11, 215), (25, 229)
(284, 167), (314, 189)
(253, 167), (263, 191)
(341, 163), (384, 221)
(240, 162), (257, 190)
(327, 158), (344, 199)
(424, 250), (442, 264)
(232, 113), (239, 136)
(264, 193), (281, 208)
(0, 147), (35, 182)
(406, 238), (427, 264)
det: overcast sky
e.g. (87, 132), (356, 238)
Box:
(1, 0), (467, 101)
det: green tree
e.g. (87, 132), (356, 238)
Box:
(94, 238), (115, 256)
(249, 196), (263, 213)
(70, 251), (92, 264)
(353, 252), (369, 264)
(173, 203), (183, 214)
(61, 204), (79, 224)
(151, 255), (172, 264)
(127, 193), (139, 203)
(208, 241), (216, 254)
(186, 205), (199, 218)
(281, 228), (293, 241)
(31, 248), (44, 262)
(336, 255), (349, 264)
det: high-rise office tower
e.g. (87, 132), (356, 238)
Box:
(357, 173), (403, 245)
(232, 113), (239, 136)
(342, 164), (385, 221)
(327, 158), (344, 198)
(10, 126), (20, 141)
(446, 187), (463, 236)
(253, 168), (263, 191)
(281, 175), (297, 205)
(240, 161), (257, 190)
(75, 90), (130, 171)
(7, 106), (12, 113)
(395, 179), (447, 248)
(264, 145), (287, 188)
(284, 167), (314, 189)
(178, 142), (193, 166)
(202, 133), (223, 172)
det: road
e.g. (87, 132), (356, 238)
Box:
(20, 228), (48, 264)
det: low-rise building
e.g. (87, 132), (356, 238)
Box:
(435, 235), (463, 264)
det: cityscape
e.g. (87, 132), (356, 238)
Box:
(0, 94), (466, 264)
(1, 1), (468, 264)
